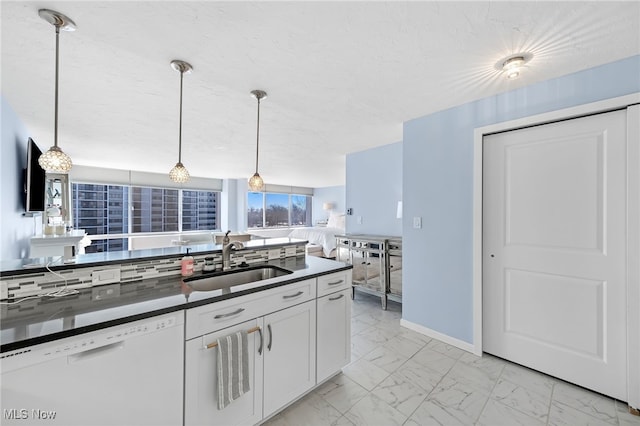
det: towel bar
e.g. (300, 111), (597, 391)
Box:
(203, 326), (261, 350)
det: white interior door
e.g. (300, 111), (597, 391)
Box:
(483, 109), (627, 400)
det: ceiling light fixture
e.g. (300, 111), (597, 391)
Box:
(499, 53), (532, 80)
(503, 56), (525, 80)
(248, 89), (267, 192)
(169, 60), (193, 183)
(37, 9), (76, 173)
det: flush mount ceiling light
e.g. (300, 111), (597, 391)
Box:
(248, 89), (268, 192)
(497, 53), (533, 80)
(169, 60), (193, 183)
(37, 9), (76, 173)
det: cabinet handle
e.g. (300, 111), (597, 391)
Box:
(258, 327), (263, 355)
(361, 261), (366, 265)
(282, 291), (304, 299)
(327, 279), (344, 286)
(267, 324), (273, 351)
(328, 294), (344, 301)
(213, 308), (245, 319)
(68, 341), (124, 363)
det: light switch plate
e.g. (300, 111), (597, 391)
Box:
(357, 216), (363, 224)
(1, 282), (8, 300)
(413, 217), (422, 229)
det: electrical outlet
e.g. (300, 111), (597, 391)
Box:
(92, 268), (121, 286)
(413, 217), (422, 229)
(284, 247), (297, 257)
(268, 249), (281, 260)
(1, 282), (8, 300)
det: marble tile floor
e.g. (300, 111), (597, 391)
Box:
(264, 291), (640, 426)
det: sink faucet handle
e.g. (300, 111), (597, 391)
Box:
(223, 230), (231, 245)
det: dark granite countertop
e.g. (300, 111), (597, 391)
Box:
(0, 237), (308, 276)
(0, 256), (351, 353)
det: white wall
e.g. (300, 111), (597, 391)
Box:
(1, 96), (38, 260)
(312, 186), (345, 224)
(345, 141), (402, 236)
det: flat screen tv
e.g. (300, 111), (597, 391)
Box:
(24, 137), (46, 212)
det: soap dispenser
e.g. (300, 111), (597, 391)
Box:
(181, 248), (194, 277)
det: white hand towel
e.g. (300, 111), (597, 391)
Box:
(217, 330), (250, 409)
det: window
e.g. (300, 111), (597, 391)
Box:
(72, 183), (220, 253)
(247, 192), (311, 228)
(131, 187), (178, 233)
(291, 194), (311, 226)
(247, 192), (264, 228)
(265, 193), (289, 227)
(182, 190), (220, 231)
(72, 183), (129, 253)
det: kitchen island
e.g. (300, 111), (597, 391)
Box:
(1, 240), (352, 426)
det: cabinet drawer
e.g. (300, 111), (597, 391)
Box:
(186, 279), (315, 339)
(317, 271), (351, 297)
(261, 279), (316, 313)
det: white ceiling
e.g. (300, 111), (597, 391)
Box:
(2, 1), (638, 188)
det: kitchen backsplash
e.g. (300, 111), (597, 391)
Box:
(0, 243), (306, 300)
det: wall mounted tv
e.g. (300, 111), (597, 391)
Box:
(24, 137), (46, 212)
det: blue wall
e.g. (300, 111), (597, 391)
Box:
(313, 185), (346, 224)
(402, 55), (640, 344)
(346, 141), (402, 236)
(1, 95), (38, 260)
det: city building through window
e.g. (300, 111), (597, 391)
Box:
(72, 183), (220, 253)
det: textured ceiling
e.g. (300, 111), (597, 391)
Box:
(2, 1), (639, 188)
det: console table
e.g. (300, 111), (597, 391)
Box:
(335, 234), (402, 309)
(30, 229), (87, 260)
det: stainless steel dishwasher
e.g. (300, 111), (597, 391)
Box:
(1, 311), (184, 426)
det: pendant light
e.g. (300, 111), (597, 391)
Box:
(37, 9), (76, 173)
(248, 90), (267, 191)
(169, 60), (192, 183)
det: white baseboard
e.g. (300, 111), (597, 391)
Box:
(400, 318), (481, 356)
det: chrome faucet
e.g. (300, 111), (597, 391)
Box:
(222, 241), (244, 271)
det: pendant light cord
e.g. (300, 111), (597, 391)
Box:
(178, 70), (184, 163)
(54, 25), (60, 149)
(255, 96), (261, 173)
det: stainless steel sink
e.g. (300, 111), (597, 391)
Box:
(184, 265), (292, 292)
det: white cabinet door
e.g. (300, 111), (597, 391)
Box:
(317, 288), (351, 383)
(263, 300), (317, 418)
(184, 318), (264, 426)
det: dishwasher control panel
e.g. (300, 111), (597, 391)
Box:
(1, 312), (183, 374)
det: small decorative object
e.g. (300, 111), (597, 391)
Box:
(203, 256), (216, 272)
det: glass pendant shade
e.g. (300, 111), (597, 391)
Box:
(248, 172), (264, 191)
(38, 145), (72, 173)
(169, 161), (190, 183)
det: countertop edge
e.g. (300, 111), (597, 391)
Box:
(0, 263), (352, 353)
